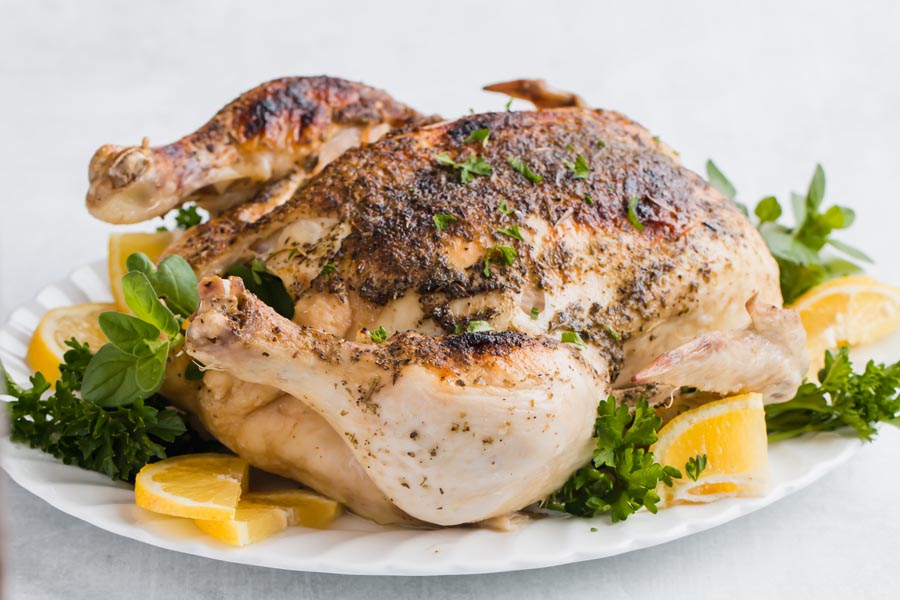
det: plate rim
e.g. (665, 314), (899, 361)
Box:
(0, 260), (868, 576)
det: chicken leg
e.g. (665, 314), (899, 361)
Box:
(185, 277), (605, 525)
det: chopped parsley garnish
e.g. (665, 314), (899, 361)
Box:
(369, 326), (388, 343)
(495, 224), (524, 241)
(498, 199), (514, 215)
(507, 157), (543, 184)
(530, 306), (540, 320)
(482, 245), (517, 277)
(584, 194), (595, 206)
(175, 204), (204, 230)
(433, 213), (458, 231)
(564, 154), (590, 179)
(545, 397), (682, 522)
(706, 161), (871, 304)
(597, 140), (606, 149)
(464, 128), (491, 147)
(627, 197), (645, 231)
(765, 347), (900, 442)
(685, 454), (708, 482)
(320, 263), (336, 277)
(652, 135), (660, 144)
(561, 331), (587, 346)
(505, 98), (513, 111)
(602, 323), (622, 342)
(436, 153), (493, 183)
(465, 320), (492, 333)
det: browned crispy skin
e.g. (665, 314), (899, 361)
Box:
(86, 76), (422, 224)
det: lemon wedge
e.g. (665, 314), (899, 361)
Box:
(27, 302), (114, 383)
(194, 502), (291, 547)
(789, 275), (900, 374)
(242, 489), (343, 528)
(651, 393), (768, 505)
(135, 454), (248, 521)
(108, 231), (174, 312)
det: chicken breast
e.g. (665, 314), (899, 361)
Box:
(179, 101), (807, 525)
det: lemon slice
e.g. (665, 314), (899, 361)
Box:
(27, 302), (114, 383)
(651, 393), (768, 505)
(789, 275), (900, 374)
(242, 489), (343, 528)
(194, 502), (290, 547)
(135, 454), (248, 521)
(109, 231), (174, 312)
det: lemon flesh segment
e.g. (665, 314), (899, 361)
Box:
(135, 454), (248, 521)
(242, 489), (343, 528)
(194, 503), (290, 547)
(108, 231), (174, 313)
(651, 393), (768, 505)
(789, 275), (900, 375)
(26, 302), (114, 383)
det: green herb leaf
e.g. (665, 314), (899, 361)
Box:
(705, 160), (737, 202)
(561, 331), (586, 346)
(482, 245), (517, 277)
(465, 320), (492, 333)
(507, 157), (543, 184)
(126, 253), (199, 319)
(82, 342), (167, 407)
(505, 98), (513, 112)
(564, 154), (590, 179)
(4, 339), (219, 482)
(530, 306), (540, 320)
(97, 312), (160, 355)
(436, 153), (493, 183)
(122, 272), (180, 338)
(464, 128), (491, 147)
(320, 263), (336, 277)
(495, 224), (524, 241)
(597, 140), (606, 149)
(754, 196), (782, 223)
(185, 360), (205, 381)
(546, 397), (681, 522)
(369, 326), (388, 343)
(584, 194), (595, 206)
(765, 347), (900, 442)
(175, 204), (204, 229)
(433, 213), (458, 231)
(498, 199), (514, 215)
(627, 197), (645, 232)
(685, 454), (708, 482)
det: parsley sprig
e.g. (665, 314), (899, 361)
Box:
(546, 397), (681, 522)
(482, 245), (517, 277)
(706, 161), (870, 304)
(3, 339), (193, 481)
(765, 347), (900, 442)
(436, 153), (492, 183)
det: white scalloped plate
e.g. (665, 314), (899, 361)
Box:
(2, 261), (896, 576)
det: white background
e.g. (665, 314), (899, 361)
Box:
(2, 1), (899, 598)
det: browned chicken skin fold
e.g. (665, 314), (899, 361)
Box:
(86, 76), (422, 224)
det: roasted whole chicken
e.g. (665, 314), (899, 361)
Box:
(86, 76), (807, 527)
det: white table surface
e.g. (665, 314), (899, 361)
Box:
(2, 1), (899, 598)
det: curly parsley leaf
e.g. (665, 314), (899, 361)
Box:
(564, 154), (591, 179)
(433, 213), (458, 231)
(546, 397), (681, 522)
(436, 153), (492, 183)
(464, 128), (491, 147)
(685, 454), (708, 482)
(507, 157), (543, 184)
(495, 224), (524, 241)
(175, 204), (204, 229)
(3, 339), (199, 482)
(765, 347), (900, 442)
(482, 245), (517, 277)
(368, 326), (388, 343)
